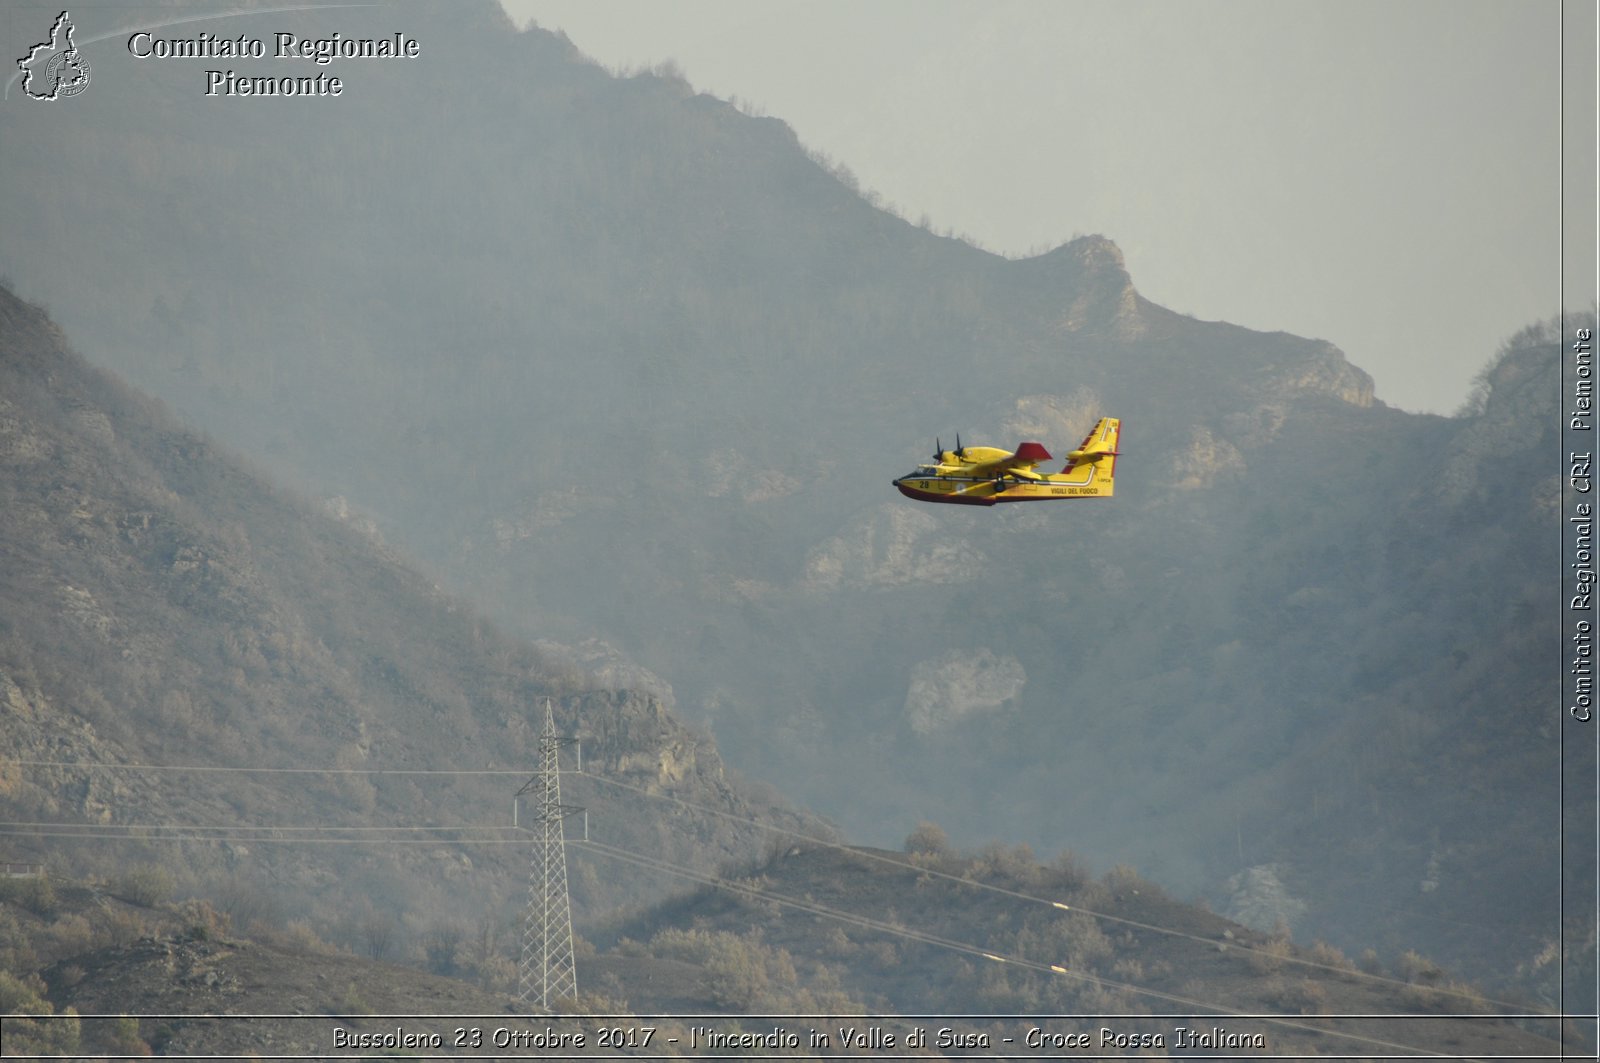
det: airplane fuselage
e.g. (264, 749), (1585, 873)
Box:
(891, 469), (1109, 506)
(892, 418), (1120, 507)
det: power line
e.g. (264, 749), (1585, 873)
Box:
(3, 756), (1557, 1015)
(6, 816), (1561, 1043)
(580, 774), (1557, 1016)
(1, 759), (533, 777)
(0, 819), (511, 833)
(565, 833), (1516, 1058)
(0, 805), (1555, 1053)
(0, 827), (530, 845)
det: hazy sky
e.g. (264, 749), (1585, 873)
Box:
(502, 0), (1593, 414)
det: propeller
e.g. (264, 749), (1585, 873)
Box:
(956, 433), (966, 459)
(933, 437), (943, 462)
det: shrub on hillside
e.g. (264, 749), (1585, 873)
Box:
(111, 864), (173, 907)
(0, 873), (55, 914)
(903, 821), (950, 857)
(0, 971), (80, 1055)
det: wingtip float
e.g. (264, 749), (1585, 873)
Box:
(892, 417), (1120, 507)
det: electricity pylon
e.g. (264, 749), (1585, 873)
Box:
(516, 698), (581, 1009)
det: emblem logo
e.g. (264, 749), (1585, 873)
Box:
(17, 11), (91, 100)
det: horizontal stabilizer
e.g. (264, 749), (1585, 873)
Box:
(1063, 417), (1120, 469)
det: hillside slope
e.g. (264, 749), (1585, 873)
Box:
(0, 284), (821, 955)
(587, 838), (1574, 1058)
(0, 874), (629, 1056)
(0, 857), (1574, 1059)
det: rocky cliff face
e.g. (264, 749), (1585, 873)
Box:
(1025, 236), (1146, 337)
(582, 688), (711, 790)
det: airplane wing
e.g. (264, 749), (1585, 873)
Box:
(950, 442), (1054, 480)
(1011, 442), (1053, 465)
(990, 442), (1052, 476)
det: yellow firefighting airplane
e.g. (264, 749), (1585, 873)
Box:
(893, 417), (1120, 507)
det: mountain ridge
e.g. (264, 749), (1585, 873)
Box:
(0, 0), (1585, 998)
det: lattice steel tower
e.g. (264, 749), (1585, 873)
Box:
(516, 698), (581, 1008)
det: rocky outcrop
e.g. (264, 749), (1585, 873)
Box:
(578, 688), (716, 792)
(903, 649), (1027, 735)
(1256, 339), (1376, 407)
(1170, 424), (1247, 489)
(1015, 235), (1145, 338)
(804, 505), (977, 589)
